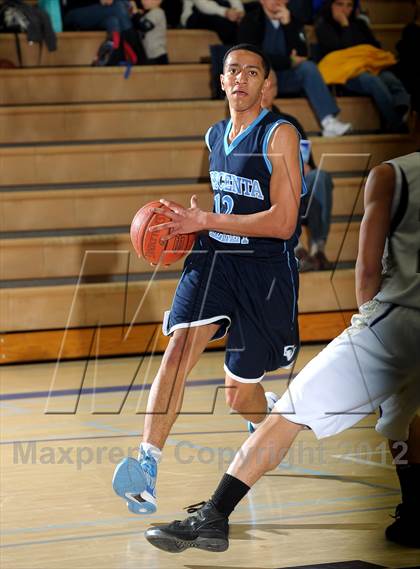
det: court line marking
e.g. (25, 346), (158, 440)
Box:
(0, 429), (246, 445)
(248, 504), (395, 525)
(0, 504), (396, 549)
(0, 421), (377, 446)
(332, 453), (394, 470)
(1, 491), (398, 538)
(274, 465), (398, 492)
(0, 372), (293, 402)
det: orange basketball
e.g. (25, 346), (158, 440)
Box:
(130, 201), (196, 266)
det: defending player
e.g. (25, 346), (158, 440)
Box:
(112, 44), (307, 514)
(144, 151), (420, 551)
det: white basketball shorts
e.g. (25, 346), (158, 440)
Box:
(274, 300), (420, 441)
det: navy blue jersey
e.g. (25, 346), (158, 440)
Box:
(205, 108), (307, 258)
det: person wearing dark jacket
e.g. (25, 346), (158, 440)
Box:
(238, 0), (352, 136)
(262, 70), (334, 270)
(315, 0), (410, 132)
(62, 0), (133, 34)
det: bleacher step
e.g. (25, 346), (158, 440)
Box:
(0, 220), (359, 281)
(0, 269), (356, 332)
(0, 29), (218, 67)
(0, 135), (417, 186)
(0, 98), (381, 144)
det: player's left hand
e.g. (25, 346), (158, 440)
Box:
(149, 195), (206, 240)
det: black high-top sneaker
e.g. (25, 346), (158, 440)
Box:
(385, 503), (420, 548)
(144, 501), (229, 553)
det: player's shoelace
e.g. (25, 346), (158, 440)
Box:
(184, 501), (207, 514)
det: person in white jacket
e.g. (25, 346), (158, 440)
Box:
(181, 0), (245, 43)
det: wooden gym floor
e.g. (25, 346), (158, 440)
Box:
(1, 346), (418, 569)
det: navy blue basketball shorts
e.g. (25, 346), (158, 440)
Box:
(162, 236), (300, 383)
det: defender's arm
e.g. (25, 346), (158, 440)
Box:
(355, 163), (395, 307)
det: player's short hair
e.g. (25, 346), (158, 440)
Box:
(222, 44), (271, 79)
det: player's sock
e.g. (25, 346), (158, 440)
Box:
(210, 473), (250, 516)
(139, 442), (162, 463)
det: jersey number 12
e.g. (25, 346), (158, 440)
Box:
(214, 194), (234, 215)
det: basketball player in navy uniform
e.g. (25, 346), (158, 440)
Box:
(112, 44), (307, 515)
(144, 151), (420, 551)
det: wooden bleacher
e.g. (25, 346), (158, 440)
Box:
(1, 4), (419, 364)
(0, 178), (364, 232)
(0, 134), (415, 186)
(362, 0), (415, 24)
(0, 98), (381, 143)
(0, 22), (406, 67)
(0, 29), (217, 67)
(1, 221), (360, 281)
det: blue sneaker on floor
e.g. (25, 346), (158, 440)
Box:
(247, 391), (279, 434)
(112, 449), (157, 514)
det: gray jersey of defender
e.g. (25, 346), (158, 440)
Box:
(375, 151), (420, 309)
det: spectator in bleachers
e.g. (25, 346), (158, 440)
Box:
(394, 0), (420, 113)
(238, 0), (352, 137)
(62, 0), (133, 34)
(312, 0), (370, 24)
(131, 0), (169, 64)
(181, 0), (245, 44)
(315, 0), (410, 132)
(288, 0), (364, 24)
(263, 70), (334, 270)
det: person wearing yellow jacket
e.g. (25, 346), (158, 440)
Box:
(315, 0), (410, 132)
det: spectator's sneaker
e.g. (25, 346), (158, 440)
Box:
(145, 500), (229, 553)
(295, 247), (315, 272)
(385, 503), (420, 548)
(92, 40), (114, 66)
(112, 449), (157, 514)
(248, 391), (279, 434)
(322, 116), (352, 137)
(312, 251), (333, 271)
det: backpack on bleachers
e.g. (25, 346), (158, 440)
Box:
(0, 0), (57, 65)
(93, 29), (147, 67)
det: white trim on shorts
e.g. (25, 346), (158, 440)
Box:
(224, 363), (265, 384)
(162, 311), (231, 342)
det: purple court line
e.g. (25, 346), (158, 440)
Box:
(0, 372), (293, 402)
(0, 424), (376, 446)
(0, 429), (246, 446)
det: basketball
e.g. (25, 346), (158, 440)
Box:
(130, 200), (196, 266)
